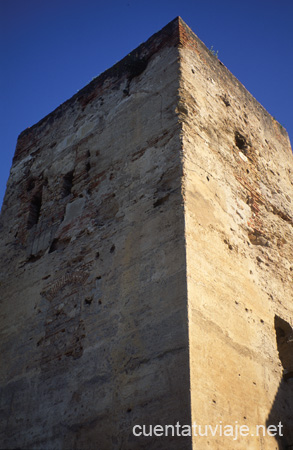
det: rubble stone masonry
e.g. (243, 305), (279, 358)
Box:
(0, 17), (292, 449)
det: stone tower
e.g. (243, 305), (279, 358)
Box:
(0, 17), (292, 450)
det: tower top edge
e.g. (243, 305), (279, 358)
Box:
(15, 18), (184, 149)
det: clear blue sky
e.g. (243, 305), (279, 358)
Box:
(1, 0), (292, 207)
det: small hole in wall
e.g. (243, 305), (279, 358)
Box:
(221, 95), (231, 107)
(62, 171), (74, 198)
(110, 244), (115, 254)
(85, 297), (93, 305)
(246, 196), (253, 206)
(127, 408), (132, 413)
(27, 189), (42, 229)
(235, 131), (248, 152)
(96, 252), (100, 259)
(98, 299), (102, 305)
(85, 150), (91, 172)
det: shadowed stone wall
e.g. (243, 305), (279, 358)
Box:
(0, 19), (191, 450)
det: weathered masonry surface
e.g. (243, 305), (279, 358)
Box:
(178, 22), (293, 450)
(0, 17), (292, 450)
